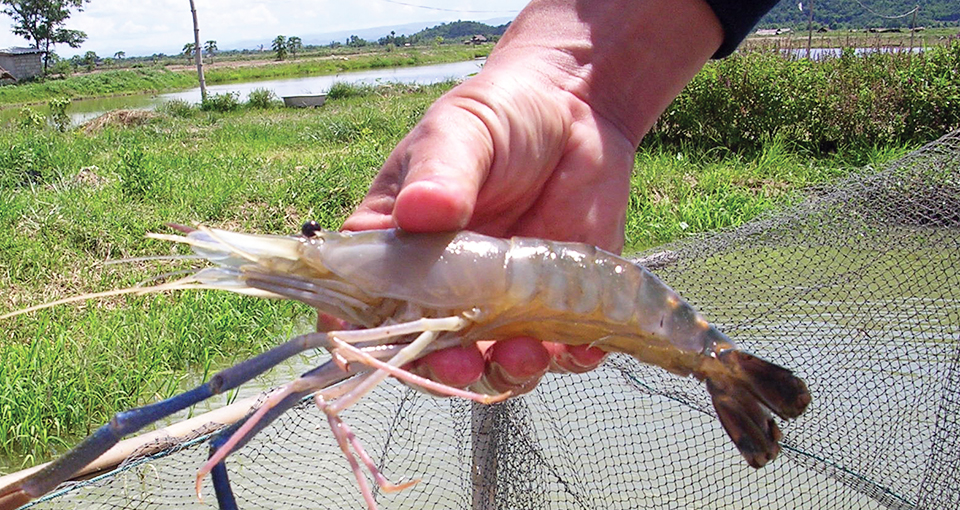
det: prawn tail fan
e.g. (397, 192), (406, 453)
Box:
(704, 349), (811, 468)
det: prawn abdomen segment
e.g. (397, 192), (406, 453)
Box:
(500, 237), (726, 357)
(309, 230), (513, 310)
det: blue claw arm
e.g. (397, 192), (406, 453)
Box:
(208, 362), (354, 509)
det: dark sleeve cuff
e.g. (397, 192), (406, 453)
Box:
(701, 0), (782, 58)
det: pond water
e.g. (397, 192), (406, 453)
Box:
(0, 59), (486, 126)
(785, 46), (922, 59)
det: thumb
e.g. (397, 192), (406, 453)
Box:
(391, 98), (495, 232)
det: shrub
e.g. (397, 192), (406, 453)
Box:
(156, 98), (196, 118)
(47, 97), (71, 132)
(645, 39), (960, 154)
(116, 146), (159, 199)
(247, 88), (278, 109)
(327, 81), (378, 100)
(17, 107), (45, 129)
(200, 91), (240, 112)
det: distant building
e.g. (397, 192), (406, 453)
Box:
(755, 28), (793, 36)
(0, 47), (44, 82)
(463, 35), (488, 45)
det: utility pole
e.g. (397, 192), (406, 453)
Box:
(909, 6), (918, 54)
(189, 0), (207, 101)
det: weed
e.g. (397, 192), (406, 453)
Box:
(17, 107), (45, 129)
(200, 92), (241, 112)
(646, 39), (960, 154)
(47, 97), (71, 132)
(0, 69), (196, 106)
(327, 81), (379, 99)
(156, 98), (195, 118)
(116, 146), (159, 199)
(246, 88), (278, 109)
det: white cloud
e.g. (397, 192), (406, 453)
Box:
(2, 0), (524, 57)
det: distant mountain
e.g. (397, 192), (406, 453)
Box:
(227, 17), (515, 52)
(412, 20), (511, 41)
(759, 0), (959, 29)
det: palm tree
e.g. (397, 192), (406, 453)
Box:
(182, 42), (196, 63)
(204, 40), (218, 61)
(287, 36), (302, 59)
(114, 51), (125, 60)
(272, 35), (287, 61)
(83, 51), (98, 71)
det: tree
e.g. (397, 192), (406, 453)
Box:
(182, 42), (196, 63)
(113, 50), (125, 60)
(204, 39), (217, 60)
(346, 34), (368, 47)
(272, 35), (287, 61)
(287, 36), (302, 59)
(1, 0), (90, 72)
(82, 49), (96, 70)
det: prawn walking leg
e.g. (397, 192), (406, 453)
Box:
(317, 394), (417, 510)
(331, 316), (470, 345)
(325, 316), (509, 414)
(328, 335), (510, 414)
(195, 368), (367, 495)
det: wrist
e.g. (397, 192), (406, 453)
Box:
(485, 0), (722, 146)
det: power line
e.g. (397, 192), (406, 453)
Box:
(852, 0), (919, 20)
(378, 0), (521, 14)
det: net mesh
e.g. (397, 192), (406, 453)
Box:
(17, 129), (960, 510)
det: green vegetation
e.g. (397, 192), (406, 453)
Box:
(199, 91), (241, 112)
(0, 45), (948, 469)
(760, 0), (959, 30)
(272, 35), (288, 61)
(0, 68), (196, 106)
(337, 20), (508, 48)
(246, 87), (279, 109)
(627, 141), (906, 249)
(646, 39), (960, 152)
(411, 20), (509, 42)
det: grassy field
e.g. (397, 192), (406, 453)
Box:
(0, 76), (918, 470)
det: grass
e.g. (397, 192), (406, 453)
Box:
(625, 140), (909, 250)
(0, 68), (197, 106)
(0, 79), (920, 470)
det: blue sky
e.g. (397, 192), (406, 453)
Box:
(0, 0), (525, 58)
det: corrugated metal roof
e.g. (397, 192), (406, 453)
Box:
(0, 47), (44, 55)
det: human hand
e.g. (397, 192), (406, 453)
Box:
(342, 0), (722, 395)
(342, 64), (621, 395)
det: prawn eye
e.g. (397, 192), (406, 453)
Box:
(301, 220), (322, 238)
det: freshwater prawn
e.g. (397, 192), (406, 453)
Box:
(0, 223), (811, 510)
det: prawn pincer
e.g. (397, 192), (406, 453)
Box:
(0, 224), (811, 510)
